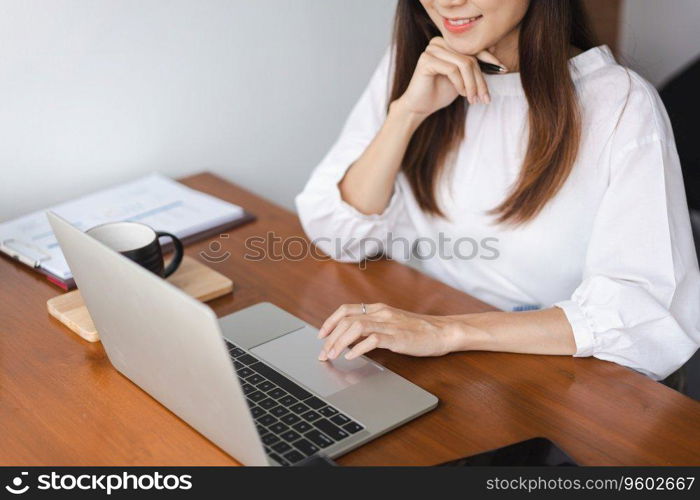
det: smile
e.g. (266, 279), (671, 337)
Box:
(443, 15), (483, 33)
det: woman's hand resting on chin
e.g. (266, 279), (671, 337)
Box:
(335, 37), (506, 217)
(394, 36), (507, 118)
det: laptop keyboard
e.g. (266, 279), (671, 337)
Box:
(226, 340), (365, 466)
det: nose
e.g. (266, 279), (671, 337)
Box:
(436, 0), (468, 8)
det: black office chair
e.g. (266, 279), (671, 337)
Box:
(659, 56), (700, 399)
(660, 56), (700, 251)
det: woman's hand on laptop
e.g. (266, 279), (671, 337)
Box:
(317, 303), (578, 361)
(317, 303), (469, 361)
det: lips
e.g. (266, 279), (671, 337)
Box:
(443, 15), (483, 33)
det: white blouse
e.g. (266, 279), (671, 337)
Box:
(295, 45), (700, 381)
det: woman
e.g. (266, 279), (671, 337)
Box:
(295, 0), (700, 382)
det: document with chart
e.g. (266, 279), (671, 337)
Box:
(0, 174), (250, 288)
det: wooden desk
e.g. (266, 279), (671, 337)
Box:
(2, 173), (699, 466)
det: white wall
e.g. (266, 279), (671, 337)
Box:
(0, 0), (396, 220)
(619, 0), (700, 87)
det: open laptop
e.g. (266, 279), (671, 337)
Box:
(47, 211), (437, 466)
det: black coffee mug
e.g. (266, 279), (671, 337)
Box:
(86, 221), (184, 278)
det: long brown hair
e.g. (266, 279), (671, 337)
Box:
(391, 0), (597, 224)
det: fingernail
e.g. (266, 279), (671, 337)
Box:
(498, 66), (507, 73)
(483, 94), (491, 104)
(318, 351), (327, 361)
(344, 352), (353, 360)
(328, 349), (336, 359)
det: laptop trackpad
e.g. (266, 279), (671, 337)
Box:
(250, 327), (384, 398)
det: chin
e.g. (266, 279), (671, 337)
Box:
(442, 35), (483, 55)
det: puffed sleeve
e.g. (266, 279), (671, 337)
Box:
(555, 79), (700, 381)
(295, 48), (413, 263)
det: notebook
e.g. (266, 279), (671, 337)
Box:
(0, 174), (254, 289)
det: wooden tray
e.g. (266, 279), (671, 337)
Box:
(47, 256), (233, 342)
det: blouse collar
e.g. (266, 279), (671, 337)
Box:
(483, 45), (616, 96)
